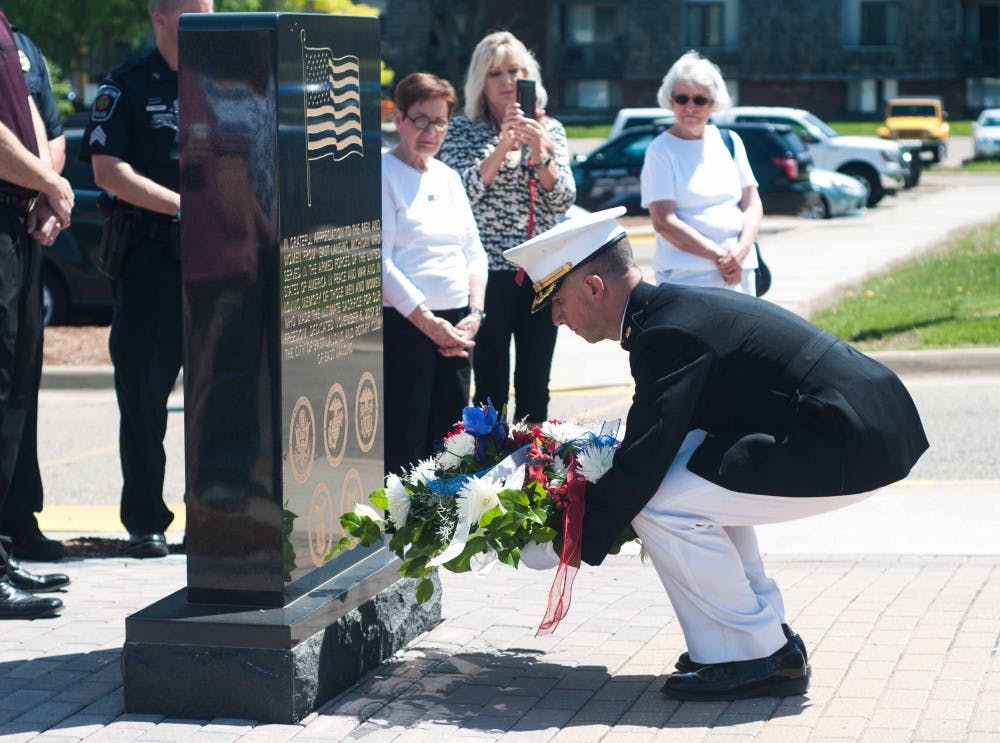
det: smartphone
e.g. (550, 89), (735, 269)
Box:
(516, 79), (537, 118)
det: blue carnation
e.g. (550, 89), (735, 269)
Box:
(462, 400), (499, 436)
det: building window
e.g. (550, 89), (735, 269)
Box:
(564, 79), (615, 110)
(859, 1), (899, 45)
(564, 4), (619, 44)
(684, 0), (736, 48)
(686, 2), (724, 46)
(846, 78), (898, 114)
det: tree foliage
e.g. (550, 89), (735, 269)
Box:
(3, 0), (381, 100)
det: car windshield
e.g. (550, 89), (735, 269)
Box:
(981, 116), (1000, 127)
(888, 104), (936, 116)
(802, 112), (839, 138)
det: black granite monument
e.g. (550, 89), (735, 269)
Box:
(121, 13), (440, 724)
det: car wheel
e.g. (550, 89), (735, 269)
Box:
(840, 164), (883, 207)
(800, 198), (827, 219)
(42, 269), (68, 327)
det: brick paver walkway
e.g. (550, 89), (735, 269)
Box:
(2, 552), (997, 742)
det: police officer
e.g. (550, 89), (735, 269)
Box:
(0, 26), (69, 562)
(0, 8), (74, 617)
(80, 0), (213, 558)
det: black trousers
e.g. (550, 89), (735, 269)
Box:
(0, 334), (43, 538)
(383, 306), (471, 476)
(0, 207), (42, 517)
(472, 270), (557, 422)
(109, 236), (182, 535)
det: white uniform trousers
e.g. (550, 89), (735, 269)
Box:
(631, 429), (874, 665)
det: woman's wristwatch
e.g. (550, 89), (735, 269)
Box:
(532, 155), (553, 171)
(468, 306), (486, 320)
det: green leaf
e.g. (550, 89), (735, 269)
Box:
(415, 578), (435, 603)
(399, 555), (430, 578)
(369, 490), (388, 511)
(530, 526), (557, 543)
(477, 505), (503, 527)
(326, 536), (354, 559)
(498, 488), (530, 509)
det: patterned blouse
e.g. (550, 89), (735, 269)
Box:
(438, 116), (576, 272)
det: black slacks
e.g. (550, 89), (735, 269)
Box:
(472, 270), (557, 422)
(109, 236), (182, 535)
(0, 206), (42, 516)
(382, 306), (471, 476)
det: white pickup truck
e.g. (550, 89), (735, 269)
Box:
(712, 106), (909, 207)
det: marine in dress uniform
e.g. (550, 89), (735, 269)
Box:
(79, 0), (213, 558)
(503, 207), (928, 701)
(0, 9), (74, 617)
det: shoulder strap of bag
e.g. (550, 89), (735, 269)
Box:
(719, 127), (736, 159)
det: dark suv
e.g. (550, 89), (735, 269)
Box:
(42, 129), (112, 325)
(572, 121), (819, 216)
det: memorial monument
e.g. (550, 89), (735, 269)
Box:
(121, 13), (440, 724)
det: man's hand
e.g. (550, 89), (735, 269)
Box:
(40, 174), (73, 226)
(26, 195), (65, 246)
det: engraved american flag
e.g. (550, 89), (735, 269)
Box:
(303, 45), (363, 162)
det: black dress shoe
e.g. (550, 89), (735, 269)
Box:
(663, 640), (809, 701)
(0, 578), (63, 618)
(10, 532), (65, 561)
(675, 623), (807, 673)
(6, 555), (70, 592)
(128, 533), (169, 558)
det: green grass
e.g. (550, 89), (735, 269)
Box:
(564, 123), (612, 139)
(810, 221), (1000, 350)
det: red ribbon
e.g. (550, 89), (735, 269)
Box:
(536, 453), (585, 636)
(514, 161), (538, 289)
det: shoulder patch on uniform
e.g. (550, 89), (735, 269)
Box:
(18, 49), (30, 74)
(91, 85), (122, 123)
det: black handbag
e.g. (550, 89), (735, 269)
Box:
(754, 241), (771, 297)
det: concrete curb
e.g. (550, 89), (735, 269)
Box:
(39, 347), (998, 392)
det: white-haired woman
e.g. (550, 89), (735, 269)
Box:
(438, 31), (575, 426)
(641, 51), (762, 294)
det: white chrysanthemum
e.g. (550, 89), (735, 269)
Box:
(353, 503), (385, 528)
(457, 473), (504, 522)
(384, 473), (411, 528)
(550, 456), (568, 479)
(437, 431), (476, 470)
(509, 421), (533, 436)
(541, 420), (588, 446)
(575, 442), (616, 483)
(407, 458), (436, 487)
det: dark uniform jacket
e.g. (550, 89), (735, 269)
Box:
(582, 281), (928, 566)
(13, 29), (62, 142)
(79, 48), (180, 197)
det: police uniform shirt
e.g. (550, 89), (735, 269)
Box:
(80, 48), (180, 195)
(13, 29), (62, 141)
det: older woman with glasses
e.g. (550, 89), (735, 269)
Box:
(438, 31), (575, 426)
(382, 72), (488, 474)
(641, 51), (762, 294)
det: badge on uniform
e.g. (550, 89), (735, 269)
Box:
(91, 85), (122, 122)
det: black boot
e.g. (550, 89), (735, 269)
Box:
(0, 578), (62, 618)
(663, 639), (809, 701)
(6, 554), (70, 592)
(675, 623), (807, 673)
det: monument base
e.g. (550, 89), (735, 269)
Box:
(122, 554), (441, 724)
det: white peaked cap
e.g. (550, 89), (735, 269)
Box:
(502, 206), (628, 312)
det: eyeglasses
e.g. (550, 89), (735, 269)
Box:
(671, 94), (713, 107)
(405, 114), (450, 131)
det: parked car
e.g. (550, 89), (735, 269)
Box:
(42, 129), (112, 326)
(972, 108), (1000, 160)
(572, 121), (819, 217)
(877, 96), (949, 163)
(806, 169), (868, 219)
(712, 106), (909, 207)
(608, 107), (674, 139)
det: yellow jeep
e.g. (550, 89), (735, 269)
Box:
(877, 96), (949, 163)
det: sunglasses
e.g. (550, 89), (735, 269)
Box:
(405, 114), (450, 131)
(671, 94), (713, 107)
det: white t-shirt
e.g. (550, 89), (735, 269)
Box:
(640, 124), (758, 274)
(381, 152), (488, 315)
